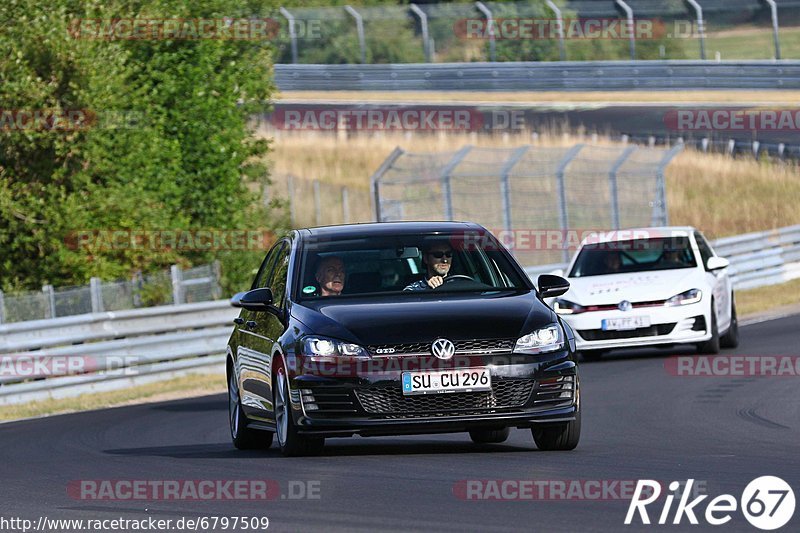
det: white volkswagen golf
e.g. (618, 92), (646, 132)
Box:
(548, 227), (739, 361)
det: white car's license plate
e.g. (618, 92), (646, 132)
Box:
(401, 368), (491, 395)
(601, 316), (651, 331)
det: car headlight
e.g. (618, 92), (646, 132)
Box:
(302, 336), (369, 358)
(665, 289), (702, 306)
(514, 325), (564, 354)
(553, 298), (584, 315)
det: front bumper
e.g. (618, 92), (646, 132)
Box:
(561, 302), (711, 350)
(288, 351), (578, 438)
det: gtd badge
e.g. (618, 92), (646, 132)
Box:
(431, 338), (455, 360)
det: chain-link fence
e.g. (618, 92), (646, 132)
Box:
(271, 0), (799, 63)
(267, 174), (374, 229)
(371, 143), (682, 266)
(0, 262), (222, 324)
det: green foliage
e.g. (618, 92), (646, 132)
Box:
(0, 0), (286, 295)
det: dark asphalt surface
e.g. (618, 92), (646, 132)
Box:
(2, 315), (799, 532)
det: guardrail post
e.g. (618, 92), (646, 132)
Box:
(370, 147), (405, 222)
(212, 260), (222, 300)
(555, 144), (585, 263)
(171, 265), (184, 305)
(132, 271), (143, 307)
(439, 146), (472, 221)
(42, 284), (56, 319)
(287, 175), (296, 227)
(90, 277), (104, 313)
(344, 5), (367, 64)
(475, 2), (496, 62)
(313, 179), (322, 226)
(279, 7), (299, 64)
(615, 0), (636, 60)
(545, 0), (566, 61)
(409, 4), (431, 63)
(499, 146), (530, 237)
(342, 186), (351, 224)
(608, 146), (637, 230)
(0, 290), (4, 324)
(686, 0), (706, 60)
(763, 0), (781, 59)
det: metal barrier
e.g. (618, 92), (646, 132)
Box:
(274, 60), (800, 91)
(523, 224), (800, 291)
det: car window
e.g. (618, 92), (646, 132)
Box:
(694, 231), (714, 270)
(569, 236), (697, 277)
(270, 242), (291, 308)
(251, 241), (285, 290)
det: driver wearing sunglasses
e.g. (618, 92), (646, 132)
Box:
(403, 243), (454, 291)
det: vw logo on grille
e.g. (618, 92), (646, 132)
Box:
(431, 338), (455, 360)
(618, 300), (632, 312)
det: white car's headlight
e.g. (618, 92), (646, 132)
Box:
(302, 336), (369, 358)
(514, 325), (564, 354)
(665, 289), (702, 306)
(553, 298), (584, 315)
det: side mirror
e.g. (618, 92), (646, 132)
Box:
(239, 287), (274, 312)
(538, 274), (570, 298)
(706, 256), (730, 271)
(230, 291), (247, 308)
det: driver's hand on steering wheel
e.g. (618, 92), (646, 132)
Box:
(427, 275), (444, 288)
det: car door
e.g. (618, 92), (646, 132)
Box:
(238, 240), (286, 420)
(694, 231), (731, 332)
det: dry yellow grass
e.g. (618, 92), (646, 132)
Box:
(737, 278), (800, 318)
(266, 130), (800, 238)
(278, 90), (800, 105)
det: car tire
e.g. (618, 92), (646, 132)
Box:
(720, 298), (739, 349)
(580, 350), (605, 362)
(697, 300), (721, 354)
(273, 362), (324, 457)
(229, 368), (273, 450)
(532, 408), (581, 451)
(469, 427), (510, 444)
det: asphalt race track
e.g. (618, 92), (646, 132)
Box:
(3, 315), (799, 532)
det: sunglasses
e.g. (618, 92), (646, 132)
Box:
(428, 250), (453, 259)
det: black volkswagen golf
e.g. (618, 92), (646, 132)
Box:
(227, 222), (580, 456)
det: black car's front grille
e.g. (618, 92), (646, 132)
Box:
(578, 323), (676, 341)
(367, 338), (515, 356)
(354, 378), (535, 415)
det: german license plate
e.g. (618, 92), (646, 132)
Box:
(601, 316), (651, 331)
(401, 368), (491, 395)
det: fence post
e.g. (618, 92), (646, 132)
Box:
(555, 144), (585, 263)
(369, 147), (406, 222)
(313, 180), (322, 226)
(615, 0), (636, 60)
(287, 175), (296, 227)
(0, 289), (4, 324)
(608, 146), (638, 230)
(90, 277), (104, 313)
(686, 0), (706, 60)
(439, 146), (472, 221)
(42, 284), (56, 319)
(212, 260), (223, 300)
(763, 0), (781, 59)
(499, 146), (530, 237)
(171, 265), (184, 305)
(545, 0), (566, 61)
(279, 7), (299, 64)
(409, 4), (431, 63)
(342, 186), (351, 224)
(475, 2), (496, 62)
(132, 271), (143, 307)
(654, 144), (684, 226)
(344, 5), (367, 64)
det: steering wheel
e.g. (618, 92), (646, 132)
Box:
(432, 274), (478, 289)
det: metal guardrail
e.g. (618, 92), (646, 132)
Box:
(274, 61), (800, 92)
(2, 225), (798, 406)
(0, 301), (236, 405)
(523, 224), (800, 291)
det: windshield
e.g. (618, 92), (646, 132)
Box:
(297, 233), (529, 299)
(569, 236), (697, 277)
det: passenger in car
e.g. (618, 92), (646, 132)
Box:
(403, 243), (453, 290)
(315, 256), (346, 296)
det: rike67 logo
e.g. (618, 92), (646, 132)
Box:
(625, 477), (795, 530)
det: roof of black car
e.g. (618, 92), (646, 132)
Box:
(300, 221), (484, 239)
